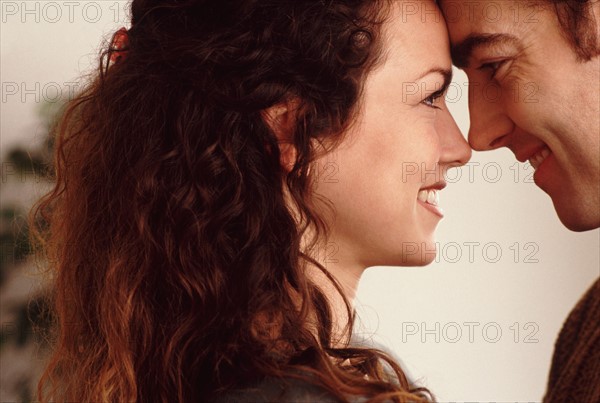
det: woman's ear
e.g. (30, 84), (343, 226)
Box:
(261, 98), (300, 173)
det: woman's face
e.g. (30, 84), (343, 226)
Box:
(312, 1), (471, 272)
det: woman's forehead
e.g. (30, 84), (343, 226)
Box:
(380, 1), (451, 75)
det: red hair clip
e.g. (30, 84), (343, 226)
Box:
(110, 27), (129, 64)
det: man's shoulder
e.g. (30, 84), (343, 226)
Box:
(557, 278), (600, 342)
(543, 277), (600, 403)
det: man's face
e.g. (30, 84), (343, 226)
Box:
(440, 1), (600, 231)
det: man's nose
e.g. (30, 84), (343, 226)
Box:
(467, 82), (514, 151)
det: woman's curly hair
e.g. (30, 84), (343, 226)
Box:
(30, 0), (434, 402)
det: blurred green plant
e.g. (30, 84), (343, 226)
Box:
(0, 99), (63, 283)
(4, 100), (62, 181)
(0, 206), (31, 286)
(1, 97), (65, 401)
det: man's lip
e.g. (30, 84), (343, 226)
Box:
(420, 181), (447, 191)
(515, 145), (548, 163)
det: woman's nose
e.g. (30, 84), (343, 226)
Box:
(439, 108), (472, 168)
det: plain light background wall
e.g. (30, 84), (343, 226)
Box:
(1, 1), (599, 401)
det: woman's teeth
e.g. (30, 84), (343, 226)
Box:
(529, 146), (551, 170)
(418, 189), (440, 206)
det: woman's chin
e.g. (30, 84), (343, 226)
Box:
(419, 253), (437, 266)
(400, 255), (437, 267)
(387, 239), (437, 267)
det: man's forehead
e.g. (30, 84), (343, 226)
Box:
(438, 0), (536, 43)
(436, 0), (539, 68)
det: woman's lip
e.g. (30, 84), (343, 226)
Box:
(418, 199), (444, 218)
(420, 181), (447, 191)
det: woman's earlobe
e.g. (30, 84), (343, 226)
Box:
(279, 143), (298, 173)
(261, 99), (300, 172)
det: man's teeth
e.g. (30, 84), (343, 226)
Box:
(529, 146), (551, 170)
(418, 189), (440, 206)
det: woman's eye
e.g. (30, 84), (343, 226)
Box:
(422, 91), (443, 109)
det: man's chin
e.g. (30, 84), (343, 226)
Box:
(539, 175), (600, 231)
(554, 203), (600, 232)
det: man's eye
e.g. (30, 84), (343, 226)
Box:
(478, 60), (507, 79)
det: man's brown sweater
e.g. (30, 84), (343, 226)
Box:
(543, 278), (600, 403)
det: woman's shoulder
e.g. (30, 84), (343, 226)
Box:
(208, 375), (343, 403)
(208, 338), (399, 403)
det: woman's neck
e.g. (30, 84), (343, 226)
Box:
(304, 237), (366, 348)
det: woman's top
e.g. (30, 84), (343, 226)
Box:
(208, 375), (346, 402)
(208, 334), (401, 402)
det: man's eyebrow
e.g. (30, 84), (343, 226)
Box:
(451, 33), (520, 68)
(416, 68), (453, 93)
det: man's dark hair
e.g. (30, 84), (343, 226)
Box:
(438, 0), (599, 61)
(547, 0), (599, 61)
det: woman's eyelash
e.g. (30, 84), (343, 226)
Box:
(422, 90), (445, 109)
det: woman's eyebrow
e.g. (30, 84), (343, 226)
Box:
(451, 33), (520, 68)
(416, 67), (453, 92)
